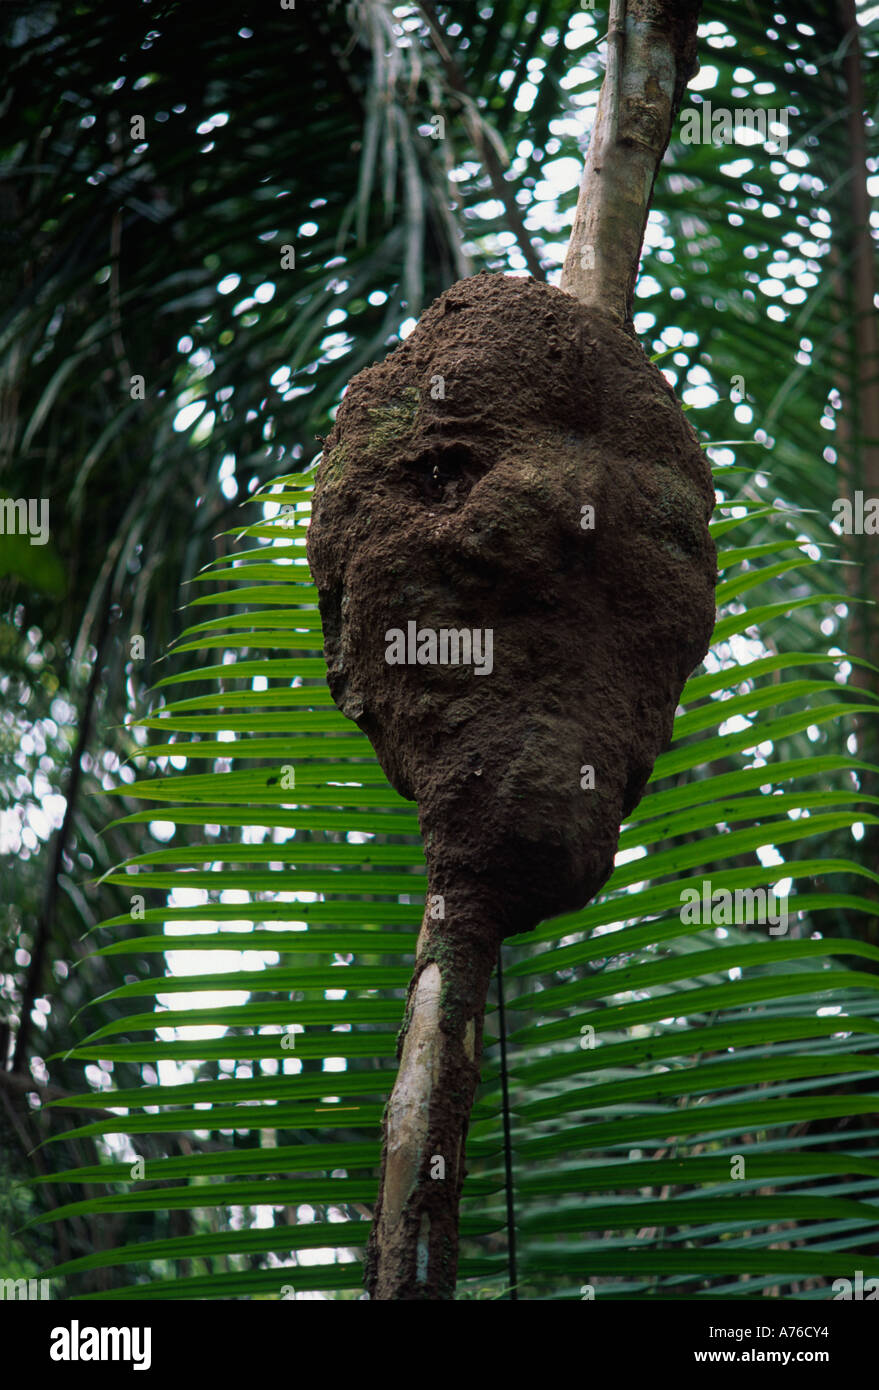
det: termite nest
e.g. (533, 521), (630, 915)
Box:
(307, 272), (716, 938)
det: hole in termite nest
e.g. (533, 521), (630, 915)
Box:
(404, 443), (489, 506)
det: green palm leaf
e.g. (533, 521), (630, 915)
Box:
(33, 466), (879, 1299)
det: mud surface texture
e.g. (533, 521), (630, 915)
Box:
(307, 271), (716, 941)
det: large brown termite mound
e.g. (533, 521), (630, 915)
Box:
(308, 272), (716, 934)
(306, 271), (716, 1299)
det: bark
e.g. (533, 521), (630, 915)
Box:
(833, 0), (879, 943)
(561, 0), (701, 321)
(365, 901), (500, 1300)
(363, 0), (703, 1299)
(834, 0), (879, 670)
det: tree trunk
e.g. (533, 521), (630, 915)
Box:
(363, 0), (703, 1299)
(365, 902), (499, 1300)
(561, 0), (700, 322)
(10, 583), (115, 1074)
(833, 0), (879, 945)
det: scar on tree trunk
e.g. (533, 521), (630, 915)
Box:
(310, 0), (705, 1301)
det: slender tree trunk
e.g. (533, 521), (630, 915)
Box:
(834, 0), (879, 676)
(833, 0), (879, 943)
(561, 0), (700, 322)
(365, 900), (499, 1300)
(10, 585), (114, 1074)
(364, 0), (702, 1299)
